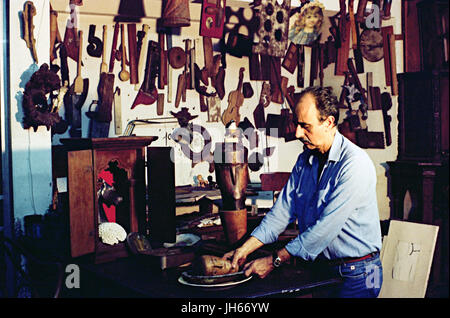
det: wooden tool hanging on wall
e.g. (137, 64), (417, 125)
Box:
(131, 41), (159, 109)
(119, 24), (130, 82)
(356, 0), (368, 23)
(127, 23), (138, 84)
(23, 1), (38, 64)
(335, 11), (351, 76)
(114, 87), (122, 135)
(100, 25), (108, 75)
(50, 6), (62, 63)
(381, 92), (392, 147)
(135, 24), (149, 90)
(109, 23), (120, 73)
(158, 32), (167, 89)
(282, 42), (298, 74)
(87, 24), (103, 57)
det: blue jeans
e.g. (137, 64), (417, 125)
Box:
(324, 254), (383, 298)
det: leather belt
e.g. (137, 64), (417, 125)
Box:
(326, 252), (379, 267)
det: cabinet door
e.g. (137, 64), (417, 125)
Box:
(68, 150), (95, 257)
(147, 147), (176, 244)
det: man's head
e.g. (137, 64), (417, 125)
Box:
(293, 86), (339, 153)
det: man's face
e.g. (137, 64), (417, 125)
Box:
(294, 93), (332, 153)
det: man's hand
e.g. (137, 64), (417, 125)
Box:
(222, 236), (264, 270)
(243, 256), (274, 278)
(222, 247), (248, 270)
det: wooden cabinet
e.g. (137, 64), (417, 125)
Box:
(417, 0), (449, 72)
(61, 137), (156, 263)
(397, 71), (449, 162)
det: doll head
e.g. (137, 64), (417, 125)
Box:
(295, 2), (324, 33)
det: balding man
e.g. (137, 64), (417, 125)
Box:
(223, 86), (383, 298)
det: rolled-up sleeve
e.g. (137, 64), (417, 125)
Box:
(251, 160), (301, 245)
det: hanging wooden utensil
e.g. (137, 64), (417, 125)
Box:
(131, 41), (159, 109)
(135, 24), (149, 90)
(23, 1), (38, 63)
(388, 33), (398, 96)
(168, 46), (186, 69)
(175, 72), (186, 108)
(157, 93), (164, 115)
(100, 25), (108, 74)
(50, 7), (61, 62)
(127, 23), (138, 84)
(109, 23), (120, 73)
(119, 24), (130, 82)
(158, 32), (167, 89)
(114, 87), (122, 135)
(74, 30), (84, 94)
(381, 26), (394, 86)
(87, 24), (103, 57)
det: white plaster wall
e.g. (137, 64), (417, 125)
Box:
(9, 0), (53, 221)
(49, 0), (403, 220)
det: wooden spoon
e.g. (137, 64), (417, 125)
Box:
(119, 24), (130, 82)
(74, 30), (84, 94)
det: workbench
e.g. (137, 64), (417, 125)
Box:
(72, 255), (341, 298)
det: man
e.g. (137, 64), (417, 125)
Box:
(223, 86), (383, 298)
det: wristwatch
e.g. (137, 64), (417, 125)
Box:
(272, 251), (282, 268)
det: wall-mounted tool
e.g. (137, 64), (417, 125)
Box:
(50, 6), (62, 63)
(131, 41), (159, 109)
(22, 1), (38, 64)
(347, 58), (369, 120)
(127, 24), (138, 84)
(200, 0), (226, 39)
(87, 24), (103, 57)
(63, 3), (80, 62)
(64, 77), (89, 137)
(168, 46), (186, 69)
(74, 30), (85, 94)
(381, 92), (392, 147)
(114, 87), (122, 135)
(356, 0), (368, 23)
(183, 39), (193, 90)
(86, 72), (115, 138)
(119, 24), (130, 82)
(282, 42), (298, 74)
(135, 24), (150, 90)
(100, 25), (108, 74)
(109, 23), (120, 73)
(334, 10), (351, 75)
(158, 32), (167, 89)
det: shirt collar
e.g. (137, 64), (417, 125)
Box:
(307, 130), (342, 165)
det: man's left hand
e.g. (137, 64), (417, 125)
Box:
(243, 256), (274, 279)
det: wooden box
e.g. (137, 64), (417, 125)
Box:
(61, 137), (157, 263)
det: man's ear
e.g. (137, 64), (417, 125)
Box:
(325, 115), (335, 128)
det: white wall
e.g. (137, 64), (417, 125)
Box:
(48, 0), (403, 220)
(8, 0), (53, 222)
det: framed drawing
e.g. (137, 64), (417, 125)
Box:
(379, 220), (439, 298)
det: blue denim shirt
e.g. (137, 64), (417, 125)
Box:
(251, 131), (382, 261)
